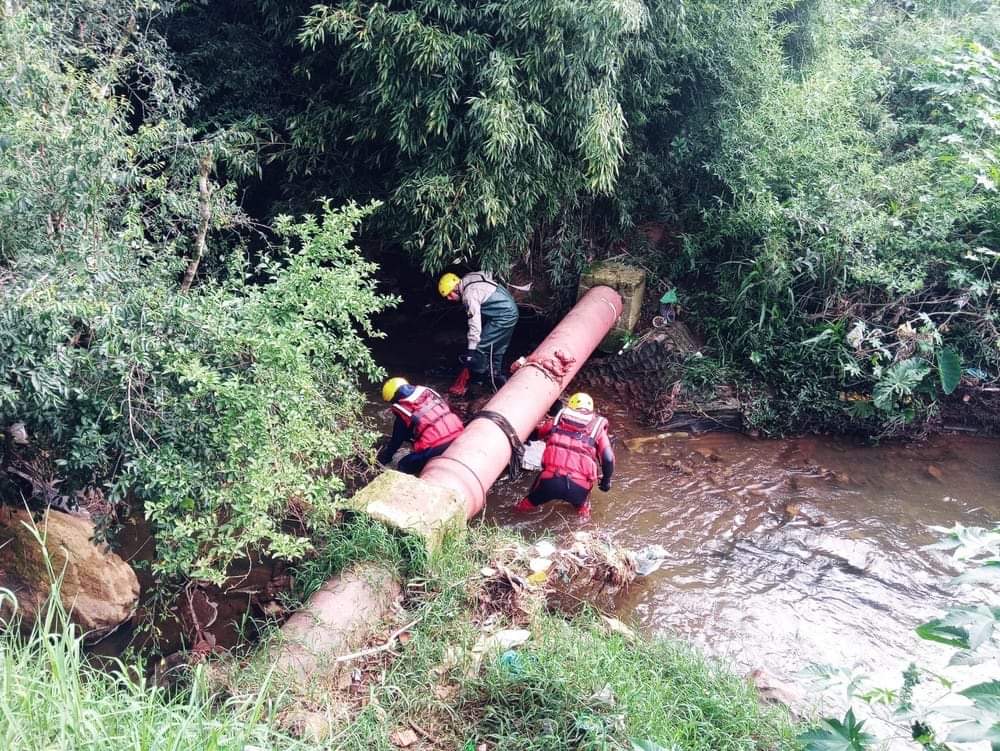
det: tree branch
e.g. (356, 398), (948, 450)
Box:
(180, 153), (214, 293)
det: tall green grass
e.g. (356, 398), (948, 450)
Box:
(0, 588), (308, 751)
(314, 528), (799, 751)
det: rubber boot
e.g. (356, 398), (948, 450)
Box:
(576, 503), (591, 521)
(513, 498), (536, 513)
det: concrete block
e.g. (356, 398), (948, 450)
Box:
(578, 261), (646, 352)
(348, 470), (466, 551)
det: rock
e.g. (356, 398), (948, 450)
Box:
(281, 709), (337, 742)
(749, 668), (804, 715)
(693, 447), (721, 462)
(669, 460), (694, 476)
(0, 508), (139, 641)
(390, 728), (419, 747)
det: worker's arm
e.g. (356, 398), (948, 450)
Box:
(597, 426), (615, 491)
(464, 295), (483, 350)
(377, 415), (411, 464)
(530, 418), (554, 442)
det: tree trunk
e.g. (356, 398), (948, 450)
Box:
(180, 154), (214, 293)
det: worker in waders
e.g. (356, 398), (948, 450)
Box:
(377, 378), (464, 474)
(514, 392), (614, 520)
(439, 271), (519, 393)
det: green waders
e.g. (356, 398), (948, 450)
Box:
(474, 286), (519, 388)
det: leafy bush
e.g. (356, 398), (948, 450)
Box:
(657, 1), (1000, 434)
(0, 1), (394, 584)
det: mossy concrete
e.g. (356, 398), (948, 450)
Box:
(347, 469), (466, 552)
(577, 261), (646, 352)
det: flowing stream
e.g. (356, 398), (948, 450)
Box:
(482, 389), (999, 705)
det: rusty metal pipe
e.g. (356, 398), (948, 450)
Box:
(420, 286), (623, 518)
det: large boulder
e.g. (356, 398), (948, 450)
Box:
(0, 507), (139, 641)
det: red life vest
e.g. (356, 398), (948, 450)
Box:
(541, 408), (607, 488)
(392, 386), (463, 451)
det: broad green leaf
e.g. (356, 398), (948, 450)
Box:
(949, 650), (989, 667)
(946, 721), (1000, 745)
(798, 709), (875, 751)
(937, 347), (962, 394)
(961, 681), (1000, 712)
(916, 619), (970, 649)
(954, 561), (1000, 585)
(927, 524), (1000, 560)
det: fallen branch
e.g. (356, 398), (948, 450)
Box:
(408, 719), (438, 743)
(334, 618), (420, 663)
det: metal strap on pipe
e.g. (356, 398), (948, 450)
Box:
(470, 410), (524, 481)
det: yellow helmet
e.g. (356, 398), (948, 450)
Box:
(382, 377), (409, 402)
(567, 392), (594, 412)
(438, 272), (461, 298)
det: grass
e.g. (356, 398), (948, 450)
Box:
(0, 592), (308, 750)
(0, 521), (798, 751)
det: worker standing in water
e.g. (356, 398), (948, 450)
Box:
(377, 378), (464, 474)
(438, 271), (519, 392)
(514, 392), (614, 520)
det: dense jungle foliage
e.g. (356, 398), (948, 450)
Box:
(2, 0), (999, 583)
(167, 0), (1000, 435)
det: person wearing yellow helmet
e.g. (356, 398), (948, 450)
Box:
(438, 270), (519, 393)
(514, 392), (614, 521)
(377, 378), (464, 474)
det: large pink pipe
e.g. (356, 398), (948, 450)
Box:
(420, 286), (623, 518)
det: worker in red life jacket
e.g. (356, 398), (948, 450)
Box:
(514, 392), (614, 520)
(377, 377), (464, 475)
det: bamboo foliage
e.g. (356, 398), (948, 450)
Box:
(296, 0), (647, 270)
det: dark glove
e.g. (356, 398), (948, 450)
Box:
(459, 349), (481, 368)
(376, 447), (394, 466)
(599, 478), (611, 492)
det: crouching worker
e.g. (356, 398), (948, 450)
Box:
(377, 378), (463, 475)
(514, 392), (614, 520)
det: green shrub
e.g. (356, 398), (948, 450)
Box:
(0, 2), (394, 584)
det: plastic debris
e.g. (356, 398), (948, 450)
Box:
(590, 683), (616, 705)
(498, 649), (525, 676)
(529, 557), (552, 574)
(600, 615), (637, 641)
(634, 544), (669, 576)
(533, 540), (557, 558)
(520, 440), (546, 471)
(472, 629), (530, 657)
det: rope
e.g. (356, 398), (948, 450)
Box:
(521, 360), (560, 384)
(424, 455), (487, 502)
(470, 409), (524, 482)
